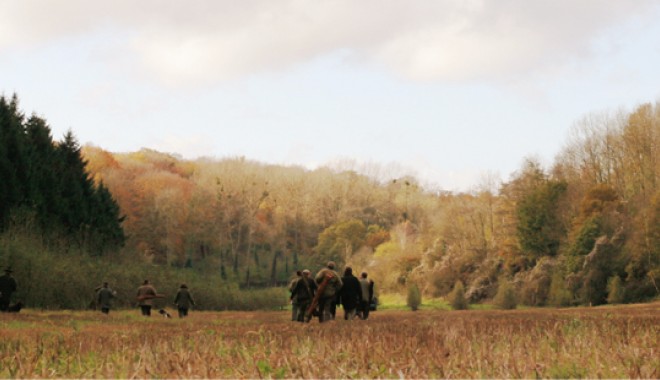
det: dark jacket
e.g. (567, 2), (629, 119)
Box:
(174, 288), (196, 309)
(97, 287), (115, 308)
(339, 274), (362, 310)
(0, 273), (17, 304)
(292, 276), (317, 303)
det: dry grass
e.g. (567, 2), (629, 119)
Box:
(0, 303), (658, 378)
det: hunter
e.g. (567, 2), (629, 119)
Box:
(292, 269), (317, 322)
(314, 261), (343, 322)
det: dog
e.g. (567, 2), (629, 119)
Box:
(7, 301), (23, 313)
(158, 308), (172, 318)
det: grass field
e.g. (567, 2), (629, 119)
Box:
(1, 302), (658, 378)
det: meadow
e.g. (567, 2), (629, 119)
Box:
(0, 302), (658, 379)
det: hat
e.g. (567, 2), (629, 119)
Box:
(302, 269), (311, 275)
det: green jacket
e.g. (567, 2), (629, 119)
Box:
(174, 288), (195, 309)
(137, 284), (157, 306)
(97, 287), (115, 308)
(315, 268), (343, 298)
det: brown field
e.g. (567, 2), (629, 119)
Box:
(0, 303), (658, 379)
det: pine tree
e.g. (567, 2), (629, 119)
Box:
(0, 95), (125, 253)
(516, 180), (568, 262)
(24, 115), (59, 231)
(0, 95), (28, 228)
(448, 281), (468, 310)
(407, 283), (422, 311)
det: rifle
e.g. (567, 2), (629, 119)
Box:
(136, 294), (165, 301)
(305, 274), (333, 322)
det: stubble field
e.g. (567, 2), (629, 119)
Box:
(0, 302), (658, 379)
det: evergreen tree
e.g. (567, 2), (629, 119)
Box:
(0, 95), (28, 228)
(24, 115), (60, 231)
(406, 283), (422, 311)
(88, 182), (126, 253)
(516, 180), (568, 262)
(54, 131), (96, 237)
(0, 95), (125, 253)
(448, 280), (468, 310)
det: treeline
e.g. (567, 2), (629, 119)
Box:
(2, 94), (659, 309)
(0, 95), (125, 253)
(83, 101), (659, 307)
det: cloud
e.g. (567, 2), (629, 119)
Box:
(1, 0), (657, 86)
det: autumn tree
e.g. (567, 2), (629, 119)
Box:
(315, 219), (367, 267)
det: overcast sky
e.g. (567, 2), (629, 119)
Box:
(1, 1), (659, 191)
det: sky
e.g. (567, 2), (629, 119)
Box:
(1, 1), (660, 192)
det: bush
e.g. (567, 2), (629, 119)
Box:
(606, 276), (625, 304)
(493, 279), (517, 310)
(406, 283), (421, 311)
(548, 271), (573, 307)
(0, 230), (289, 311)
(447, 281), (468, 310)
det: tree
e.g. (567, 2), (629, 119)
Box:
(548, 272), (573, 307)
(493, 278), (517, 309)
(23, 115), (59, 232)
(0, 96), (125, 253)
(406, 283), (421, 311)
(516, 179), (568, 262)
(315, 219), (367, 266)
(448, 281), (468, 310)
(0, 95), (28, 228)
(606, 276), (625, 304)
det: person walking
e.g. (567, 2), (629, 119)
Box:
(314, 261), (343, 323)
(136, 279), (158, 316)
(0, 267), (17, 312)
(339, 266), (362, 320)
(288, 271), (302, 321)
(292, 269), (317, 322)
(174, 284), (196, 318)
(359, 272), (375, 320)
(97, 282), (116, 315)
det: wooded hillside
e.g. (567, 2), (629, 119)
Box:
(83, 101), (659, 306)
(2, 94), (659, 308)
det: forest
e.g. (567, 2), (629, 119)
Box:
(1, 94), (659, 309)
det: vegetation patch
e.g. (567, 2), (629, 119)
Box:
(0, 303), (657, 378)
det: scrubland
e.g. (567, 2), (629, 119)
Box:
(0, 302), (658, 379)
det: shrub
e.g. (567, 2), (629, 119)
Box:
(0, 230), (289, 311)
(606, 276), (625, 304)
(493, 279), (517, 310)
(447, 281), (468, 310)
(548, 271), (573, 307)
(406, 283), (422, 311)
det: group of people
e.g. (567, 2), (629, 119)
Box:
(97, 280), (196, 318)
(289, 261), (375, 323)
(4, 263), (376, 322)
